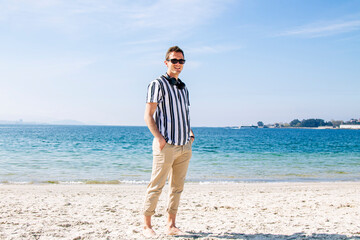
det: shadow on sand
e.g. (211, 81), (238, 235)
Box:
(175, 231), (360, 240)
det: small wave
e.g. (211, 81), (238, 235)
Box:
(120, 180), (148, 184)
(199, 181), (240, 185)
(58, 181), (85, 184)
(0, 179), (149, 185)
(0, 181), (34, 185)
(85, 180), (121, 184)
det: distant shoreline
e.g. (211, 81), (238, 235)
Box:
(1, 123), (360, 129)
(233, 126), (360, 130)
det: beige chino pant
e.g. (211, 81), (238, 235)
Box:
(143, 139), (192, 216)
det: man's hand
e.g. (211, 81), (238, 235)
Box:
(190, 130), (195, 144)
(157, 137), (167, 151)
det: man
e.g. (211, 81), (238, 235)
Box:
(143, 46), (195, 237)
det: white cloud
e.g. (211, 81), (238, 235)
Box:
(123, 38), (165, 46)
(279, 19), (360, 38)
(187, 44), (243, 54)
(0, 56), (96, 84)
(0, 0), (231, 35)
(123, 0), (228, 30)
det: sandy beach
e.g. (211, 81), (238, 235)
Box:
(0, 182), (359, 240)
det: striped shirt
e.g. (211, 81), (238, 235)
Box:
(146, 73), (191, 146)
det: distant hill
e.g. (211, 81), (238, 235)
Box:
(0, 119), (87, 126)
(0, 120), (39, 125)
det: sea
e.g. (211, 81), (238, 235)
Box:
(0, 125), (359, 184)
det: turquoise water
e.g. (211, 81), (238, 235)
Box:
(0, 125), (359, 183)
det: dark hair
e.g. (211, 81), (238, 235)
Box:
(165, 46), (184, 60)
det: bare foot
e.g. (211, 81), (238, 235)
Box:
(166, 226), (184, 236)
(143, 227), (156, 238)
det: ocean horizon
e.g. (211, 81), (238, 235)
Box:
(0, 125), (359, 184)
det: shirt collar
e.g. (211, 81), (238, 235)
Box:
(162, 73), (186, 89)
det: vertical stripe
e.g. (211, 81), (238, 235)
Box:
(178, 89), (188, 145)
(165, 79), (176, 144)
(158, 80), (170, 143)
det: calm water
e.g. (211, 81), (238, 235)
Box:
(0, 125), (359, 183)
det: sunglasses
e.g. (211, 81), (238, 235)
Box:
(167, 58), (186, 64)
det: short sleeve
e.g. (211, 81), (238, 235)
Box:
(146, 80), (162, 103)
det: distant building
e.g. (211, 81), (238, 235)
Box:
(240, 126), (258, 129)
(340, 125), (360, 129)
(317, 126), (335, 129)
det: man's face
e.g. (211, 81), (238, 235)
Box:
(165, 52), (184, 77)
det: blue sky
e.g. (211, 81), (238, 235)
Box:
(1, 0), (359, 127)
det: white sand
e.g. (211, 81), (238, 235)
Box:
(0, 182), (360, 240)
